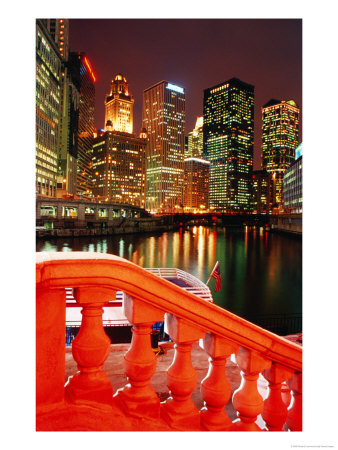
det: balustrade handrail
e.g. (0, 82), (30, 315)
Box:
(36, 251), (302, 371)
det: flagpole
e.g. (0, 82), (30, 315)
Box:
(206, 261), (218, 285)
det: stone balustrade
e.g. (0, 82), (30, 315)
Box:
(36, 251), (302, 431)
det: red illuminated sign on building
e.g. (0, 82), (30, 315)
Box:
(84, 56), (96, 82)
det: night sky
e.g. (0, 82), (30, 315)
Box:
(69, 19), (302, 169)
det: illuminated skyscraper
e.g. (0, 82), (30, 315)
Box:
(69, 52), (96, 195)
(203, 78), (254, 212)
(183, 158), (209, 212)
(105, 74), (134, 134)
(251, 170), (274, 214)
(36, 19), (62, 197)
(91, 125), (147, 207)
(186, 116), (204, 158)
(142, 81), (185, 212)
(42, 19), (69, 61)
(262, 99), (300, 205)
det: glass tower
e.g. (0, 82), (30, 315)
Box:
(142, 81), (185, 213)
(203, 78), (254, 212)
(69, 52), (96, 195)
(186, 116), (204, 158)
(36, 19), (62, 197)
(262, 99), (300, 206)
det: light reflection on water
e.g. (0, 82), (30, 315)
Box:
(36, 226), (302, 319)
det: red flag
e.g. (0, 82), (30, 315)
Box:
(207, 261), (222, 292)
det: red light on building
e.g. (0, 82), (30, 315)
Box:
(84, 56), (96, 83)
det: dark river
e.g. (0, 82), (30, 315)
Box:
(36, 226), (302, 333)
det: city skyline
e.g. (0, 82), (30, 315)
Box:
(69, 18), (302, 170)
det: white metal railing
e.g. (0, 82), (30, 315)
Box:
(144, 268), (213, 302)
(65, 268), (213, 327)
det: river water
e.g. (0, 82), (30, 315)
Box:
(36, 226), (302, 332)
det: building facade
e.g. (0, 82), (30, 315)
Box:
(36, 19), (62, 197)
(262, 99), (300, 206)
(57, 64), (79, 196)
(203, 78), (254, 213)
(43, 19), (80, 196)
(42, 19), (69, 61)
(186, 116), (204, 158)
(283, 143), (302, 213)
(69, 52), (96, 195)
(91, 126), (147, 207)
(251, 170), (274, 214)
(142, 81), (185, 213)
(183, 158), (209, 212)
(105, 74), (134, 134)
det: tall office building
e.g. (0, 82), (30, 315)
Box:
(57, 64), (80, 195)
(42, 19), (69, 61)
(36, 19), (62, 197)
(183, 158), (209, 212)
(105, 74), (134, 134)
(251, 170), (274, 214)
(92, 125), (147, 207)
(69, 52), (96, 195)
(186, 116), (204, 158)
(43, 19), (79, 196)
(262, 99), (300, 206)
(203, 78), (254, 212)
(142, 81), (185, 213)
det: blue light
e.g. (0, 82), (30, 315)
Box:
(166, 83), (184, 94)
(295, 143), (303, 160)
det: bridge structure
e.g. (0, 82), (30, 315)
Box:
(36, 252), (302, 432)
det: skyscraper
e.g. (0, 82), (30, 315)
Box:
(91, 125), (147, 207)
(44, 19), (79, 196)
(262, 99), (300, 206)
(69, 52), (96, 195)
(203, 78), (254, 212)
(183, 158), (209, 212)
(42, 19), (69, 61)
(36, 19), (62, 197)
(186, 116), (204, 158)
(142, 81), (185, 213)
(105, 74), (134, 134)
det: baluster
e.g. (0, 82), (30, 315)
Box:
(36, 288), (66, 408)
(262, 363), (294, 431)
(232, 347), (271, 431)
(286, 371), (302, 431)
(199, 333), (238, 431)
(65, 287), (113, 408)
(114, 295), (164, 418)
(161, 313), (205, 430)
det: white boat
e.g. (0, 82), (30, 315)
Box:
(66, 268), (213, 340)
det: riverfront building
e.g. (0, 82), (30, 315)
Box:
(262, 99), (300, 206)
(36, 19), (62, 197)
(186, 117), (204, 158)
(183, 157), (209, 212)
(56, 61), (80, 196)
(91, 124), (147, 207)
(203, 78), (254, 212)
(283, 143), (302, 213)
(105, 74), (134, 134)
(69, 52), (96, 195)
(42, 19), (69, 61)
(43, 19), (80, 196)
(142, 81), (185, 213)
(251, 170), (274, 214)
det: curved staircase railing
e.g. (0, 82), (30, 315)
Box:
(36, 251), (302, 431)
